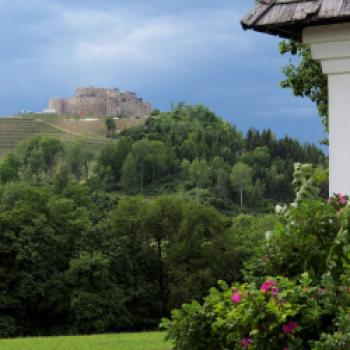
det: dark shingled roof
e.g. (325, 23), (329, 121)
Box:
(241, 0), (350, 41)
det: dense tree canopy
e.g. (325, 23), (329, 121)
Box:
(0, 104), (327, 337)
(116, 104), (327, 211)
(0, 182), (271, 336)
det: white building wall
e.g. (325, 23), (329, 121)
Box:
(304, 23), (350, 195)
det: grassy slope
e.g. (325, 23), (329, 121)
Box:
(0, 118), (62, 158)
(27, 113), (146, 138)
(0, 332), (171, 350)
(0, 117), (115, 159)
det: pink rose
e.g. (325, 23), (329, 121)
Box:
(260, 280), (276, 293)
(338, 193), (347, 205)
(282, 321), (299, 334)
(231, 293), (241, 304)
(272, 287), (279, 297)
(240, 337), (253, 349)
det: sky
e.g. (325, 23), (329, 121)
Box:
(0, 0), (326, 145)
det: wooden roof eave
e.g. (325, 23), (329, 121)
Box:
(242, 15), (350, 42)
(241, 20), (303, 41)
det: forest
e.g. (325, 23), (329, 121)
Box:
(0, 104), (327, 337)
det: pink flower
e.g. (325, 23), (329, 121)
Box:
(272, 287), (279, 297)
(260, 280), (276, 293)
(282, 321), (299, 334)
(231, 293), (241, 304)
(338, 193), (347, 205)
(240, 337), (253, 349)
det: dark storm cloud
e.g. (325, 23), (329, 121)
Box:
(0, 0), (324, 143)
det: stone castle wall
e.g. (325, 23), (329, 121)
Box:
(48, 98), (64, 115)
(49, 87), (151, 118)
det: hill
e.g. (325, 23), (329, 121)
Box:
(95, 104), (327, 212)
(0, 117), (116, 159)
(0, 118), (63, 158)
(0, 105), (326, 212)
(42, 115), (145, 138)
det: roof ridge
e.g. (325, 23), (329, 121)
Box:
(258, 0), (317, 3)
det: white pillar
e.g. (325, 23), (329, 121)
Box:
(303, 23), (350, 195)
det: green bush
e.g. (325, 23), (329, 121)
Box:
(227, 214), (276, 281)
(0, 317), (17, 338)
(161, 274), (337, 349)
(162, 192), (350, 349)
(245, 199), (340, 282)
(313, 333), (350, 349)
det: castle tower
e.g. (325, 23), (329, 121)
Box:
(48, 98), (64, 115)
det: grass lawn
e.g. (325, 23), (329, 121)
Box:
(0, 332), (172, 350)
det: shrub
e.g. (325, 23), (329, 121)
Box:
(245, 199), (340, 283)
(313, 333), (350, 349)
(161, 274), (335, 350)
(162, 191), (350, 349)
(228, 214), (276, 281)
(0, 316), (17, 338)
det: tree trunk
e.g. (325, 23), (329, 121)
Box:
(240, 182), (243, 207)
(157, 238), (165, 316)
(140, 161), (144, 194)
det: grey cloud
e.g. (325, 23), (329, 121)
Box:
(0, 0), (324, 145)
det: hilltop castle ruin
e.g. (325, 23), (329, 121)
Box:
(48, 87), (152, 118)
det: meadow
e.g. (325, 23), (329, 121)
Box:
(0, 332), (171, 350)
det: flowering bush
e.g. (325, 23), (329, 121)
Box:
(161, 274), (336, 349)
(162, 191), (350, 349)
(245, 197), (341, 283)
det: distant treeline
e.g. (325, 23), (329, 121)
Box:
(0, 104), (327, 212)
(100, 104), (327, 211)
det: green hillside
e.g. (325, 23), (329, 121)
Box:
(0, 118), (63, 157)
(0, 117), (115, 158)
